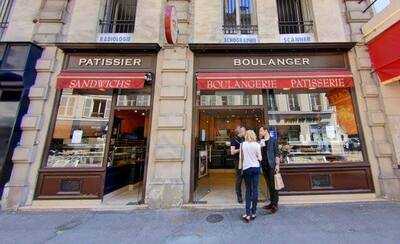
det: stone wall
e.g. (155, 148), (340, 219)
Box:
(344, 0), (400, 200)
(145, 0), (193, 208)
(1, 0), (68, 209)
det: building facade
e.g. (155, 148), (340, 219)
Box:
(1, 0), (399, 210)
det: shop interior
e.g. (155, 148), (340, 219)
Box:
(45, 89), (151, 205)
(194, 108), (268, 204)
(193, 89), (365, 204)
(103, 108), (149, 206)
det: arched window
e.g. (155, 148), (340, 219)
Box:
(100, 0), (137, 33)
(223, 0), (258, 34)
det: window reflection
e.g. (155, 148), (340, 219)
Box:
(268, 89), (363, 164)
(199, 91), (263, 106)
(46, 90), (112, 168)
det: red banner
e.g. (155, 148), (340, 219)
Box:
(196, 71), (354, 90)
(57, 72), (146, 90)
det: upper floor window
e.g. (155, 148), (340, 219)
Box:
(99, 0), (137, 33)
(0, 0), (13, 39)
(223, 0), (258, 34)
(372, 0), (390, 14)
(277, 0), (313, 34)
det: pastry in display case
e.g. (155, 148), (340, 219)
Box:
(47, 137), (106, 168)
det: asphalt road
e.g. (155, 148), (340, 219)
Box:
(0, 202), (399, 244)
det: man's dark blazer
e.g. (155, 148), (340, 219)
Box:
(261, 138), (279, 169)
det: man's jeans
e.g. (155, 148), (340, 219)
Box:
(243, 167), (260, 215)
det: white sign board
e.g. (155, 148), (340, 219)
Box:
(280, 33), (315, 43)
(97, 33), (134, 43)
(326, 125), (336, 139)
(224, 34), (259, 44)
(71, 130), (83, 144)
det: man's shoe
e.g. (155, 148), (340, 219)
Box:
(269, 205), (278, 214)
(263, 204), (273, 210)
(237, 196), (243, 203)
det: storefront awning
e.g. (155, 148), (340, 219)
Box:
(196, 70), (354, 90)
(56, 72), (146, 90)
(367, 21), (400, 85)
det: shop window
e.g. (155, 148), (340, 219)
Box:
(58, 96), (76, 117)
(287, 93), (300, 111)
(99, 0), (137, 33)
(267, 90), (278, 111)
(1, 45), (29, 70)
(268, 89), (364, 165)
(0, 89), (21, 101)
(45, 90), (112, 168)
(277, 0), (313, 34)
(309, 93), (322, 112)
(223, 0), (258, 34)
(198, 90), (263, 107)
(83, 98), (111, 118)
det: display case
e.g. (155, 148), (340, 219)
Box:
(47, 138), (106, 168)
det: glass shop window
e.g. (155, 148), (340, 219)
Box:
(267, 89), (364, 164)
(198, 90), (263, 107)
(1, 45), (29, 70)
(287, 93), (300, 111)
(45, 89), (113, 168)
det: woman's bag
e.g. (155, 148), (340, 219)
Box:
(274, 171), (285, 190)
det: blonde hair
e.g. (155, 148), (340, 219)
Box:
(245, 130), (257, 142)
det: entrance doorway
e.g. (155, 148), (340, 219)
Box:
(194, 107), (267, 204)
(102, 108), (149, 205)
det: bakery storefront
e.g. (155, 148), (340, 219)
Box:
(35, 44), (159, 205)
(190, 44), (374, 204)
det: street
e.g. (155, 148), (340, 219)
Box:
(0, 202), (399, 244)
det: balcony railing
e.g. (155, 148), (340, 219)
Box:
(278, 20), (314, 34)
(223, 25), (258, 35)
(99, 19), (135, 33)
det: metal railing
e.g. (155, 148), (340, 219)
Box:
(223, 24), (258, 35)
(99, 19), (135, 33)
(278, 20), (314, 34)
(0, 0), (13, 39)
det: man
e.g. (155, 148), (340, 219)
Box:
(259, 127), (280, 214)
(230, 126), (245, 203)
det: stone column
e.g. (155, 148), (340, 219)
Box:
(1, 0), (69, 209)
(344, 0), (400, 200)
(145, 0), (193, 208)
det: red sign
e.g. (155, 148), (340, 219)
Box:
(57, 72), (146, 90)
(164, 5), (178, 44)
(196, 71), (354, 90)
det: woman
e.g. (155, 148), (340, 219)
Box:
(240, 130), (262, 222)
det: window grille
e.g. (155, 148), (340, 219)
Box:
(277, 0), (313, 34)
(0, 0), (13, 39)
(99, 0), (137, 33)
(223, 0), (258, 34)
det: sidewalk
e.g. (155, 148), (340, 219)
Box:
(1, 202), (399, 244)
